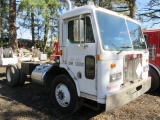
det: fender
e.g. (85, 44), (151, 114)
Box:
(60, 64), (81, 97)
(149, 63), (160, 78)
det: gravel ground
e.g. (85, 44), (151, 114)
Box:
(0, 66), (160, 120)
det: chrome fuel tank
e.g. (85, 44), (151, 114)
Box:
(31, 64), (52, 85)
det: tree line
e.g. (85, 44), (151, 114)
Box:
(0, 0), (159, 53)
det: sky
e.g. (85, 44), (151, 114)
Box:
(17, 0), (160, 40)
(136, 0), (160, 29)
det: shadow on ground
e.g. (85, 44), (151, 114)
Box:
(146, 90), (160, 97)
(0, 69), (105, 120)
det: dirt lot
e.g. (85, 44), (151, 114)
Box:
(0, 67), (160, 120)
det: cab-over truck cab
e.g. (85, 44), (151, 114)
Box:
(6, 3), (151, 114)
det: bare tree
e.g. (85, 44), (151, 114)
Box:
(138, 0), (160, 27)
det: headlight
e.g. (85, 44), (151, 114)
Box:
(110, 72), (122, 83)
(143, 65), (149, 72)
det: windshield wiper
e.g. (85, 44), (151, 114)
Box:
(133, 45), (141, 48)
(117, 46), (132, 54)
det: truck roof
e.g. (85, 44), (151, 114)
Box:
(143, 28), (160, 32)
(60, 5), (140, 25)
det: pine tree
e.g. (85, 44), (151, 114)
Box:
(0, 0), (9, 42)
(9, 0), (18, 52)
(74, 0), (136, 19)
(18, 0), (59, 52)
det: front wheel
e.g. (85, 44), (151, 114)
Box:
(148, 66), (160, 92)
(51, 74), (82, 114)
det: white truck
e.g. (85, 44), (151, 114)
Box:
(6, 1), (151, 114)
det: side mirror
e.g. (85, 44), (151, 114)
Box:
(73, 19), (84, 43)
(79, 19), (84, 44)
(73, 20), (79, 42)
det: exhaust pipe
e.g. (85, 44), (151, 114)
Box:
(66, 0), (72, 10)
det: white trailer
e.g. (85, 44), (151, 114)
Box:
(6, 1), (151, 114)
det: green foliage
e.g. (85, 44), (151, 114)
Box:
(0, 0), (9, 38)
(18, 0), (59, 52)
(45, 46), (53, 57)
(36, 40), (44, 49)
(18, 0), (59, 24)
(75, 0), (136, 18)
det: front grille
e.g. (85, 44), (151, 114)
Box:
(123, 54), (142, 82)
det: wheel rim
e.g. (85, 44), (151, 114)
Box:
(7, 68), (12, 82)
(55, 83), (71, 107)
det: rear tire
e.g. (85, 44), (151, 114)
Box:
(19, 69), (26, 85)
(6, 64), (19, 87)
(51, 74), (82, 114)
(16, 63), (26, 86)
(148, 66), (160, 92)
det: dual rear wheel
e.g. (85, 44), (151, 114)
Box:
(6, 66), (82, 114)
(6, 64), (26, 87)
(6, 64), (160, 113)
(6, 64), (19, 87)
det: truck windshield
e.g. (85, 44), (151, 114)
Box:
(127, 20), (146, 50)
(96, 11), (132, 51)
(96, 11), (146, 51)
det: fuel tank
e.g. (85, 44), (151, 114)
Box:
(31, 64), (52, 85)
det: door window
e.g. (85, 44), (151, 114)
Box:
(144, 34), (148, 47)
(85, 56), (95, 79)
(68, 16), (94, 43)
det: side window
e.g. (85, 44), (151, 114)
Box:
(144, 34), (148, 44)
(68, 21), (74, 43)
(144, 34), (148, 46)
(86, 17), (94, 43)
(68, 16), (95, 43)
(85, 56), (95, 79)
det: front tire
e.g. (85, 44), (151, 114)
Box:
(6, 64), (19, 87)
(51, 74), (82, 114)
(148, 66), (160, 92)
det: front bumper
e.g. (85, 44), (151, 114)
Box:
(106, 77), (151, 111)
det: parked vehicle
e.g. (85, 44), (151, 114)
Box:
(6, 1), (151, 114)
(143, 28), (160, 92)
(0, 47), (18, 66)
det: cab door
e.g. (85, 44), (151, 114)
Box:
(64, 15), (97, 96)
